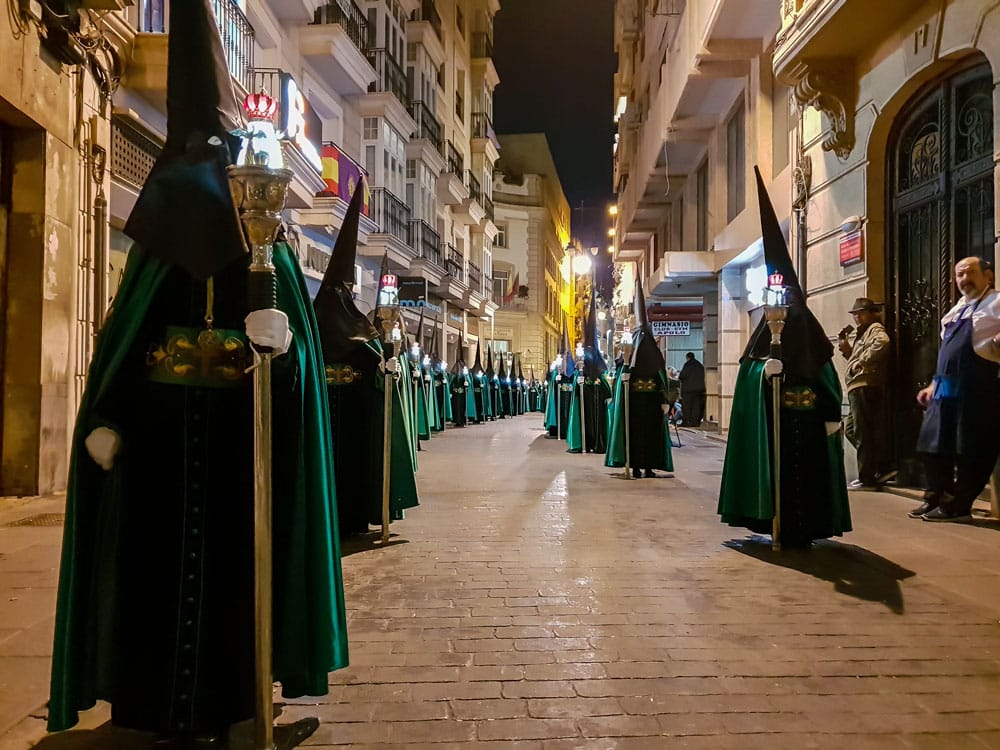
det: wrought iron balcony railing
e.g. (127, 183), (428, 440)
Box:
(371, 188), (412, 246)
(367, 48), (410, 108)
(467, 260), (482, 290)
(482, 194), (494, 221)
(471, 111), (496, 142)
(312, 0), (370, 57)
(410, 0), (442, 41)
(410, 220), (442, 265)
(471, 32), (493, 59)
(443, 140), (463, 175)
(483, 277), (495, 303)
(443, 243), (464, 281)
(136, 0), (254, 91)
(410, 101), (443, 150)
(464, 170), (482, 203)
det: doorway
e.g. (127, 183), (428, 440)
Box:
(887, 59), (994, 485)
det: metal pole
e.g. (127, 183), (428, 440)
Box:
(771, 369), (782, 551)
(229, 162), (294, 750)
(578, 364), (587, 452)
(556, 375), (562, 439)
(381, 345), (394, 544)
(623, 370), (632, 479)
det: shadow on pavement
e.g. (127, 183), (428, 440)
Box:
(339, 531), (410, 557)
(723, 535), (915, 614)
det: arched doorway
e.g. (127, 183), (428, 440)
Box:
(888, 58), (994, 485)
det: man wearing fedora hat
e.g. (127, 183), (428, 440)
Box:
(839, 297), (894, 489)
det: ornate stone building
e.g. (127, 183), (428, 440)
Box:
(612, 0), (1000, 482)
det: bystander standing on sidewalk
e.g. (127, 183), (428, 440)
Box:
(839, 297), (895, 490)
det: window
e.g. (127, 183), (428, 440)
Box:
(495, 223), (507, 248)
(773, 84), (791, 174)
(726, 105), (746, 222)
(406, 159), (417, 179)
(456, 5), (465, 37)
(407, 42), (416, 61)
(696, 161), (708, 251)
(365, 145), (375, 175)
(363, 117), (378, 140)
(494, 269), (508, 301)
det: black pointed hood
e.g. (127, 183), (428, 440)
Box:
(485, 346), (495, 378)
(372, 252), (391, 335)
(741, 166), (833, 377)
(450, 357), (466, 376)
(517, 358), (525, 383)
(473, 340), (484, 373)
(634, 279), (650, 332)
(313, 184), (379, 361)
(498, 354), (508, 381)
(529, 365), (536, 385)
(124, 0), (246, 280)
(583, 289), (607, 378)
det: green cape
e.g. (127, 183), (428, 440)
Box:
(48, 243), (348, 731)
(605, 366), (674, 471)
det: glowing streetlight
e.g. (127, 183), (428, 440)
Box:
(573, 253), (592, 275)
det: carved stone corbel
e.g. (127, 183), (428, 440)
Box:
(793, 61), (857, 160)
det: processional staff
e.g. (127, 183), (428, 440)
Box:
(763, 273), (789, 552)
(228, 90), (295, 750)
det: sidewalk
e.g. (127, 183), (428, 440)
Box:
(5, 422), (1000, 747)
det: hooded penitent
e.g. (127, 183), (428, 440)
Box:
(471, 340), (486, 423)
(313, 183), (418, 536)
(717, 166), (850, 546)
(606, 279), (674, 473)
(411, 307), (434, 440)
(449, 357), (470, 426)
(544, 318), (574, 437)
(497, 351), (512, 417)
(568, 289), (612, 454)
(430, 332), (450, 429)
(49, 0), (348, 736)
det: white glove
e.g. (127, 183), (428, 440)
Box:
(245, 309), (292, 356)
(85, 427), (121, 471)
(384, 357), (399, 374)
(825, 421), (842, 436)
(764, 358), (783, 377)
(661, 404), (670, 415)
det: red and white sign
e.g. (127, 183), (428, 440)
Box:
(840, 231), (864, 266)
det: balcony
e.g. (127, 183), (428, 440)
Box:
(453, 170), (486, 227)
(301, 1), (375, 95)
(367, 48), (410, 109)
(408, 220), (446, 284)
(410, 0), (442, 41)
(431, 242), (467, 300)
(360, 188), (415, 268)
(407, 0), (445, 68)
(455, 91), (465, 123)
(467, 261), (483, 290)
(774, 0), (914, 161)
(616, 0), (776, 263)
(436, 140), (469, 205)
(406, 100), (446, 174)
(126, 0), (254, 111)
(471, 111), (500, 162)
(470, 32), (500, 89)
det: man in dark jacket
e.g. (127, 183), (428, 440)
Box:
(679, 352), (706, 426)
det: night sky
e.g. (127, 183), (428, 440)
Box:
(493, 0), (617, 262)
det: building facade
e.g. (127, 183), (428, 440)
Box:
(612, 0), (1000, 483)
(491, 133), (572, 377)
(0, 0), (500, 496)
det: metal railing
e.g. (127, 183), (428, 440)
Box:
(483, 277), (495, 303)
(371, 188), (412, 246)
(410, 220), (442, 265)
(136, 0), (254, 90)
(483, 194), (494, 221)
(212, 0), (255, 90)
(471, 32), (493, 59)
(443, 243), (464, 281)
(455, 90), (465, 121)
(410, 101), (442, 150)
(367, 48), (410, 108)
(467, 260), (482, 290)
(312, 0), (370, 57)
(410, 0), (442, 41)
(464, 170), (482, 203)
(472, 111), (495, 141)
(443, 140), (463, 174)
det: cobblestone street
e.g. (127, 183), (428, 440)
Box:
(4, 417), (1000, 748)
